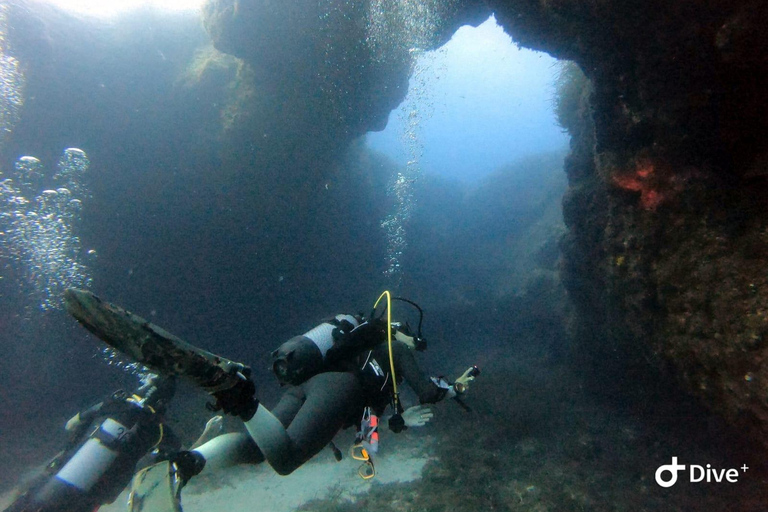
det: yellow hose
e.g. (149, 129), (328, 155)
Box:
(128, 394), (164, 448)
(373, 290), (400, 410)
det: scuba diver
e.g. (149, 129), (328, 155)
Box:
(183, 307), (478, 480)
(62, 289), (479, 507)
(3, 373), (179, 512)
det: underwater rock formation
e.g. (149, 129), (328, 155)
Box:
(201, 0), (406, 157)
(5, 0), (768, 446)
(482, 0), (768, 440)
(198, 0), (489, 179)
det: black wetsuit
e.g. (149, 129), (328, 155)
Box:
(5, 393), (178, 512)
(236, 337), (444, 475)
(359, 339), (447, 415)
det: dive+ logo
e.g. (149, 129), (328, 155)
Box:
(655, 457), (749, 487)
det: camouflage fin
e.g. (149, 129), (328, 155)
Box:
(128, 461), (182, 512)
(64, 288), (250, 393)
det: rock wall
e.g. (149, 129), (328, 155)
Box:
(198, 0), (489, 181)
(484, 0), (768, 440)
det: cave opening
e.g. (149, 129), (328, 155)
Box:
(365, 15), (570, 298)
(366, 15), (569, 185)
(4, 1), (766, 509)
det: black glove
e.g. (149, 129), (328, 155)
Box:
(209, 377), (258, 421)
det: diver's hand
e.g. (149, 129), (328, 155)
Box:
(191, 415), (225, 449)
(210, 377), (258, 421)
(203, 415), (224, 436)
(402, 405), (434, 427)
(65, 413), (83, 432)
(395, 329), (417, 350)
(454, 366), (479, 394)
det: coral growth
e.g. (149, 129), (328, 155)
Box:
(611, 160), (664, 210)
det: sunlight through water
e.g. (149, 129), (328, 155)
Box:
(367, 0), (458, 286)
(43, 0), (203, 17)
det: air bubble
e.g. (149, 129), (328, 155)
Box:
(369, 1), (449, 284)
(0, 149), (92, 310)
(0, 3), (25, 150)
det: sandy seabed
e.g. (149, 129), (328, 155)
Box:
(0, 429), (432, 512)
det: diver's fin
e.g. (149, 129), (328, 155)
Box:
(128, 461), (183, 512)
(63, 288), (250, 393)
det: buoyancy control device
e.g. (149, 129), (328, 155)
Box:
(6, 375), (174, 512)
(271, 314), (382, 386)
(269, 296), (426, 387)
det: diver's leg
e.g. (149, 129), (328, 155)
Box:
(191, 433), (263, 475)
(184, 387), (305, 476)
(128, 432), (261, 512)
(243, 372), (363, 475)
(269, 385), (305, 426)
(286, 373), (363, 457)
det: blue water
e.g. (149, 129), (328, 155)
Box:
(367, 16), (569, 184)
(0, 3), (762, 511)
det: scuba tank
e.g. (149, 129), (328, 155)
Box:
(271, 314), (366, 386)
(270, 297), (427, 387)
(6, 374), (175, 512)
(271, 314), (403, 386)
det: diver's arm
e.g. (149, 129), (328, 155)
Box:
(391, 340), (448, 404)
(393, 341), (477, 403)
